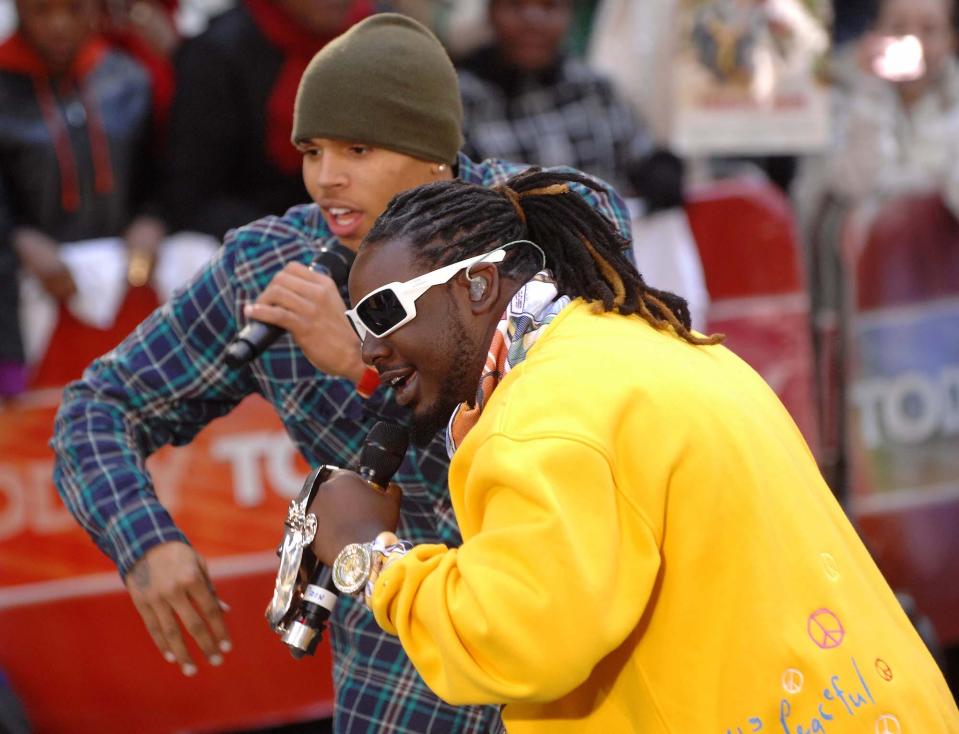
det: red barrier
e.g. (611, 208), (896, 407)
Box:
(841, 193), (959, 644)
(685, 178), (820, 454)
(854, 194), (959, 310)
(28, 285), (161, 390)
(0, 391), (335, 733)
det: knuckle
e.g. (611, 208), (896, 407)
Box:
(195, 595), (219, 614)
(176, 565), (203, 586)
(153, 584), (183, 603)
(159, 620), (180, 638)
(141, 589), (167, 606)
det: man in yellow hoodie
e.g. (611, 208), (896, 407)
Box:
(306, 168), (959, 733)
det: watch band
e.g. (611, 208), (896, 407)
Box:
(363, 532), (413, 606)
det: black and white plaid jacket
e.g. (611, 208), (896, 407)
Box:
(457, 46), (650, 194)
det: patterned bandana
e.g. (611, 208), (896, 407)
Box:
(446, 272), (571, 456)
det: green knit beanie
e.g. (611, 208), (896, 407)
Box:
(292, 13), (463, 165)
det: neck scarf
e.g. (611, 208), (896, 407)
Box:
(446, 272), (570, 457)
(0, 32), (113, 212)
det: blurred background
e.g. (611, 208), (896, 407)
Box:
(1, 0), (958, 731)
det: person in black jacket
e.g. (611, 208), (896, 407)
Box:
(162, 0), (371, 240)
(456, 0), (649, 194)
(0, 0), (159, 393)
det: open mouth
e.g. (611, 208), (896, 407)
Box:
(323, 206), (363, 237)
(383, 369), (418, 406)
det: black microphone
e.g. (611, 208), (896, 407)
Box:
(287, 421), (410, 658)
(224, 245), (352, 368)
(357, 421), (412, 490)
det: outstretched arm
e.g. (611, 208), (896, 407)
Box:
(52, 239), (256, 674)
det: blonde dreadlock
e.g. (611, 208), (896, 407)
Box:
(363, 167), (723, 346)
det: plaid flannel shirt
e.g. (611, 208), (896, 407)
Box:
(458, 52), (650, 195)
(51, 154), (631, 734)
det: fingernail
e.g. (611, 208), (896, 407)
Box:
(181, 663), (197, 677)
(209, 654), (223, 666)
(243, 304), (253, 316)
(219, 600), (232, 613)
(219, 640), (232, 653)
(163, 652), (176, 664)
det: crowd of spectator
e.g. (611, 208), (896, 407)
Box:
(1, 0), (957, 720)
(0, 0), (916, 392)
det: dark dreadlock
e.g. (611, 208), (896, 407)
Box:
(363, 168), (723, 345)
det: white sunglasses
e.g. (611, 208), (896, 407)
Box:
(346, 248), (508, 341)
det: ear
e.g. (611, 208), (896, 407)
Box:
(456, 263), (500, 314)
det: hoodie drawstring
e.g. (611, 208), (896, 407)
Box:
(31, 75), (115, 213)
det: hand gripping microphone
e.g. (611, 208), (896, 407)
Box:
(224, 245), (351, 368)
(266, 421), (410, 658)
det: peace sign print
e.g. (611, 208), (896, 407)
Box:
(875, 714), (901, 734)
(875, 658), (894, 681)
(820, 552), (841, 581)
(781, 668), (804, 694)
(807, 608), (845, 649)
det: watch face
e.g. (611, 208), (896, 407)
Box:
(333, 543), (372, 594)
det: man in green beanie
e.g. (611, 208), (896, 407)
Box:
(52, 12), (631, 733)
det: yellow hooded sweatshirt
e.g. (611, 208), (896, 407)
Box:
(371, 300), (959, 733)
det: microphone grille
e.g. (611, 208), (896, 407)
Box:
(359, 422), (410, 487)
(312, 246), (352, 285)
